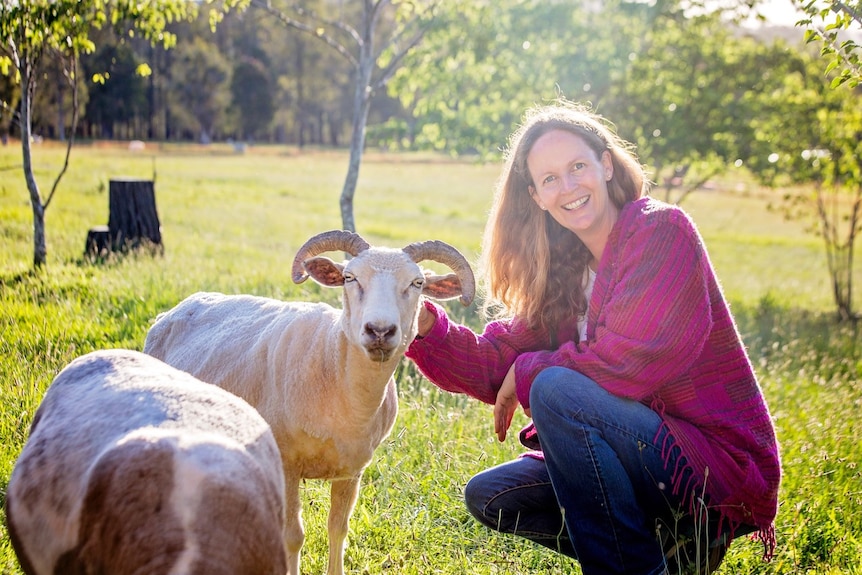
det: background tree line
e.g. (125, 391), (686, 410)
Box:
(0, 0), (829, 155)
(1, 1), (352, 146)
(3, 1), (856, 193)
(2, 0), (861, 320)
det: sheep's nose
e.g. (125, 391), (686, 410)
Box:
(364, 322), (397, 342)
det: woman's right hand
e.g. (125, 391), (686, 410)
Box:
(494, 364), (520, 442)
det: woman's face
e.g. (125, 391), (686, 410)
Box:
(527, 129), (618, 249)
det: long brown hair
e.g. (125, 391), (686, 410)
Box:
(480, 101), (648, 333)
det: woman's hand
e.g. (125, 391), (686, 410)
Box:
(416, 303), (436, 338)
(494, 363), (528, 442)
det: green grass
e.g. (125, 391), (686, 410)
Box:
(1, 140), (861, 574)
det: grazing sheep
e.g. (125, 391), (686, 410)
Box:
(143, 230), (475, 575)
(5, 349), (286, 575)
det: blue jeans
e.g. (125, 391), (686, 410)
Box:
(465, 367), (686, 575)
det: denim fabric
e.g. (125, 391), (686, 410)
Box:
(466, 366), (690, 575)
(465, 456), (577, 558)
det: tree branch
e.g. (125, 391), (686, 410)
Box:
(288, 0), (362, 45)
(670, 166), (720, 205)
(832, 1), (862, 24)
(250, 0), (359, 68)
(0, 99), (21, 129)
(43, 53), (78, 210)
(369, 0), (391, 30)
(373, 28), (427, 91)
(372, 1), (440, 91)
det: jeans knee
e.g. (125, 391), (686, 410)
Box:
(463, 474), (482, 514)
(529, 366), (571, 420)
(464, 473), (494, 527)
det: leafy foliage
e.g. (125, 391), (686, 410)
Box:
(388, 0), (639, 158)
(612, 12), (793, 204)
(745, 30), (862, 321)
(83, 41), (148, 136)
(796, 0), (862, 88)
(230, 54), (275, 140)
(172, 35), (232, 142)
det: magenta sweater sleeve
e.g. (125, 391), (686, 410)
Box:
(514, 207), (713, 407)
(406, 300), (552, 405)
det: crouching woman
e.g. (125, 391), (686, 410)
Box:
(407, 101), (780, 575)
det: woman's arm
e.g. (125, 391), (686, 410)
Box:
(406, 300), (552, 405)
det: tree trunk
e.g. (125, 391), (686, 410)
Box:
(30, 196), (46, 268)
(108, 179), (162, 252)
(21, 61), (47, 268)
(339, 4), (376, 233)
(296, 37), (306, 148)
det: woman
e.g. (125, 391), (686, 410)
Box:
(406, 101), (780, 574)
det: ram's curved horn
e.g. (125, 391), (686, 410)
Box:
(292, 230), (371, 283)
(402, 240), (476, 306)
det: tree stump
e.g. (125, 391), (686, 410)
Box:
(84, 225), (111, 258)
(107, 178), (162, 253)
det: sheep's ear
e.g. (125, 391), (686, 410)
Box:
(303, 257), (346, 287)
(422, 272), (464, 301)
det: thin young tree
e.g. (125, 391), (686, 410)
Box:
(0, 0), (192, 268)
(241, 0), (440, 232)
(746, 48), (861, 322)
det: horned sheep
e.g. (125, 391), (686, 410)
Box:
(5, 349), (287, 575)
(143, 230), (475, 575)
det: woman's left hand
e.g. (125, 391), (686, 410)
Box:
(494, 363), (529, 442)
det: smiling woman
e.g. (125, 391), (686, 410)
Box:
(406, 100), (781, 575)
(525, 130), (617, 265)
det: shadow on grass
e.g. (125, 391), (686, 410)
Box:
(0, 269), (38, 289)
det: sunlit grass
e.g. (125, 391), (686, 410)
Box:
(1, 141), (860, 573)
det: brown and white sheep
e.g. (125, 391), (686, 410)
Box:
(5, 349), (287, 575)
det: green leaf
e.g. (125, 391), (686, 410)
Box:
(831, 75), (848, 89)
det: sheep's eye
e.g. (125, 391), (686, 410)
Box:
(343, 272), (356, 283)
(411, 278), (425, 289)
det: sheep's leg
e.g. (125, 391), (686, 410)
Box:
(326, 477), (361, 575)
(284, 474), (305, 575)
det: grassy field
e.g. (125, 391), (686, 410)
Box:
(1, 140), (860, 574)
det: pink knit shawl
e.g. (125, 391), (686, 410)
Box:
(407, 197), (780, 557)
